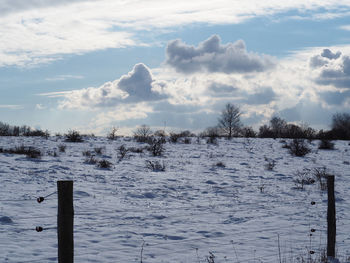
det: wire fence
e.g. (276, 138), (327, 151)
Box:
(0, 182), (348, 263)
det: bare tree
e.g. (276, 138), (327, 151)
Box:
(107, 126), (118, 140)
(218, 103), (242, 138)
(133, 124), (153, 142)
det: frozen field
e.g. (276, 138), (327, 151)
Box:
(0, 136), (349, 262)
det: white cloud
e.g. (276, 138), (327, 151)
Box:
(166, 35), (275, 74)
(1, 0), (350, 67)
(55, 63), (166, 109)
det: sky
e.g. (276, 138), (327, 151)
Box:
(1, 0), (350, 135)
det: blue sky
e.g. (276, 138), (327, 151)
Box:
(1, 1), (350, 135)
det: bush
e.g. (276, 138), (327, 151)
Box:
(1, 145), (42, 159)
(241, 126), (257, 138)
(201, 127), (219, 144)
(147, 138), (165, 156)
(107, 127), (118, 140)
(117, 145), (128, 161)
(94, 147), (103, 155)
(145, 160), (165, 172)
(288, 139), (311, 157)
(318, 139), (335, 150)
(82, 150), (92, 157)
(294, 168), (315, 190)
(183, 138), (191, 144)
(84, 155), (97, 165)
(97, 159), (112, 169)
(128, 147), (144, 154)
(58, 144), (66, 153)
(65, 130), (83, 142)
(169, 132), (182, 143)
(264, 158), (276, 171)
(215, 161), (226, 168)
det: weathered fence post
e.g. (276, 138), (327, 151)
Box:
(57, 180), (74, 263)
(327, 175), (336, 259)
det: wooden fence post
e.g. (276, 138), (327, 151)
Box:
(327, 175), (336, 259)
(57, 180), (74, 263)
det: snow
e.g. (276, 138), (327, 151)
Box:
(0, 136), (349, 262)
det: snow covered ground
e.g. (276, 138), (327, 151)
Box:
(0, 136), (349, 262)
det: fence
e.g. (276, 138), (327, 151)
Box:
(0, 174), (345, 263)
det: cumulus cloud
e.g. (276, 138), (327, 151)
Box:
(309, 55), (329, 68)
(309, 48), (342, 68)
(321, 49), (342, 60)
(316, 55), (350, 88)
(166, 35), (275, 74)
(57, 63), (166, 109)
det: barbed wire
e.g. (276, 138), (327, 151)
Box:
(0, 191), (57, 203)
(5, 256), (57, 263)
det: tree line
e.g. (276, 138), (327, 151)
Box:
(0, 103), (349, 140)
(0, 122), (49, 137)
(214, 103), (350, 140)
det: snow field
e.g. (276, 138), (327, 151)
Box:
(0, 136), (349, 262)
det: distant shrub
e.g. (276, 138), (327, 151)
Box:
(202, 127), (219, 145)
(240, 126), (257, 138)
(183, 137), (191, 144)
(288, 139), (311, 157)
(145, 160), (165, 172)
(169, 132), (181, 143)
(147, 137), (165, 156)
(2, 145), (42, 159)
(58, 144), (66, 153)
(318, 139), (335, 150)
(97, 159), (112, 169)
(215, 161), (226, 168)
(117, 145), (128, 161)
(294, 168), (315, 190)
(84, 156), (97, 165)
(128, 147), (144, 154)
(264, 158), (276, 171)
(82, 150), (92, 157)
(65, 130), (83, 142)
(94, 147), (103, 155)
(154, 130), (167, 138)
(107, 127), (118, 140)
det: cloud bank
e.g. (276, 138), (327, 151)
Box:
(40, 36), (350, 133)
(1, 0), (350, 67)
